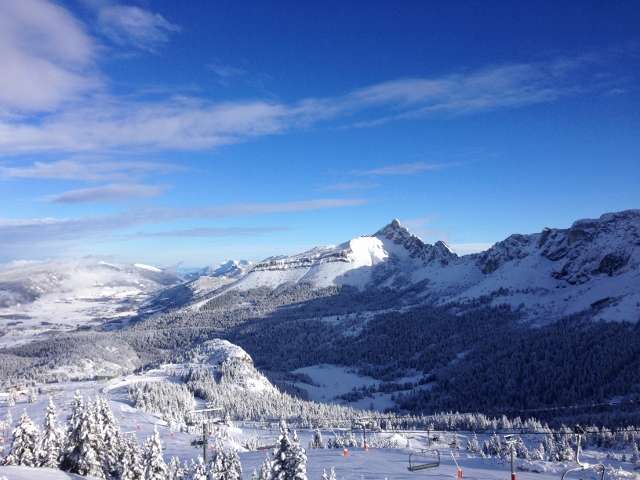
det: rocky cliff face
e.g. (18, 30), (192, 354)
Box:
(375, 219), (457, 265)
(476, 210), (640, 285)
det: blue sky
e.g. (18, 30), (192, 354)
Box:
(1, 0), (639, 266)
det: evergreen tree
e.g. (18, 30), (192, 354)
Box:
(631, 442), (640, 465)
(310, 429), (324, 449)
(3, 412), (39, 467)
(189, 457), (207, 480)
(269, 422), (307, 480)
(320, 468), (336, 480)
(169, 456), (185, 480)
(143, 427), (169, 480)
(531, 443), (545, 461)
(96, 396), (123, 477)
(542, 434), (558, 462)
(515, 437), (530, 460)
(39, 397), (63, 468)
(258, 456), (272, 480)
(120, 435), (145, 480)
(466, 433), (480, 453)
(67, 392), (84, 433)
(62, 398), (104, 479)
(28, 388), (38, 404)
(222, 449), (242, 480)
(208, 448), (227, 480)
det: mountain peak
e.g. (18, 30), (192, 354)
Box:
(375, 218), (410, 239)
(374, 219), (456, 264)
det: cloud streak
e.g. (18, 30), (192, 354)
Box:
(0, 2), (625, 156)
(0, 158), (181, 181)
(135, 226), (288, 238)
(321, 181), (379, 191)
(97, 4), (181, 53)
(48, 183), (166, 203)
(356, 162), (453, 176)
(0, 198), (367, 251)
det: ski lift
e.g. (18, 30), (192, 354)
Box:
(408, 449), (441, 472)
(561, 426), (605, 480)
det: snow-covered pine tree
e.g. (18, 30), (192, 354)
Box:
(269, 421), (307, 480)
(531, 443), (545, 461)
(258, 455), (271, 480)
(168, 456), (185, 480)
(142, 427), (169, 480)
(631, 442), (640, 465)
(208, 447), (227, 480)
(542, 434), (558, 462)
(39, 397), (63, 468)
(96, 396), (123, 477)
(515, 438), (530, 460)
(120, 434), (145, 480)
(466, 433), (480, 453)
(222, 449), (242, 480)
(557, 436), (575, 462)
(320, 467), (337, 480)
(3, 412), (39, 467)
(62, 398), (105, 479)
(189, 457), (207, 480)
(310, 429), (324, 449)
(4, 411), (13, 433)
(67, 391), (84, 433)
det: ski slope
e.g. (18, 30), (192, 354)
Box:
(1, 376), (638, 480)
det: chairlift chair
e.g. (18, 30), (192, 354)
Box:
(408, 449), (441, 472)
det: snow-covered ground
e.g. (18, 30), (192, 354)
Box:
(1, 376), (638, 480)
(292, 364), (397, 410)
(293, 364), (381, 402)
(0, 259), (179, 346)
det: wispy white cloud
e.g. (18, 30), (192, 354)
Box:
(48, 183), (166, 203)
(0, 0), (99, 114)
(321, 181), (379, 191)
(0, 158), (181, 181)
(135, 226), (288, 238)
(0, 198), (367, 251)
(207, 63), (247, 85)
(356, 162), (452, 176)
(0, 15), (624, 155)
(0, 97), (294, 153)
(97, 4), (180, 53)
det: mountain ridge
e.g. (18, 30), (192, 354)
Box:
(191, 209), (640, 323)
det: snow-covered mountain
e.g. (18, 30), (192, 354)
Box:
(0, 258), (181, 345)
(206, 209), (640, 323)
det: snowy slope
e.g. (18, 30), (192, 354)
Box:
(189, 260), (252, 293)
(105, 338), (275, 395)
(207, 210), (640, 323)
(0, 259), (180, 345)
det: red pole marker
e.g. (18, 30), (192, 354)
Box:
(511, 474), (516, 480)
(343, 448), (350, 457)
(457, 468), (464, 480)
